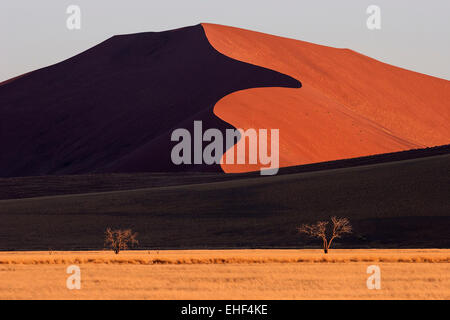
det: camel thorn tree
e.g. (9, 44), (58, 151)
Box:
(104, 228), (139, 254)
(297, 217), (352, 254)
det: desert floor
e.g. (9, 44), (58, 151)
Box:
(0, 249), (449, 300)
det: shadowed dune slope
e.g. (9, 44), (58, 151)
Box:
(0, 149), (448, 250)
(0, 144), (447, 200)
(0, 25), (299, 177)
(202, 23), (450, 173)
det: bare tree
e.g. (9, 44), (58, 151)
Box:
(297, 217), (352, 253)
(104, 228), (139, 254)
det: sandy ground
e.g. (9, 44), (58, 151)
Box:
(203, 23), (450, 173)
(0, 249), (448, 299)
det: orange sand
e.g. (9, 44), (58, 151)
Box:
(202, 23), (450, 173)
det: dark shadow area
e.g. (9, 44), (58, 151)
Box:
(0, 24), (300, 177)
(0, 149), (448, 250)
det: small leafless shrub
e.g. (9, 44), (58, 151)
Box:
(298, 217), (352, 254)
(104, 228), (139, 254)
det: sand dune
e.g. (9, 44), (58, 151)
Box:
(0, 25), (298, 177)
(0, 24), (448, 176)
(203, 23), (450, 172)
(0, 150), (448, 250)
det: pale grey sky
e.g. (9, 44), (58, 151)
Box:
(1, 0), (449, 81)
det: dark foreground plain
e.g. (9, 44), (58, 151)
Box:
(0, 147), (449, 250)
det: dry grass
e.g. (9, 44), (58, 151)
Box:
(0, 249), (449, 299)
(0, 249), (449, 265)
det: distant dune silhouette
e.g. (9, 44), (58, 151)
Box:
(1, 23), (449, 177)
(0, 25), (299, 177)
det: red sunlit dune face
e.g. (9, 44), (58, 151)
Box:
(202, 23), (450, 173)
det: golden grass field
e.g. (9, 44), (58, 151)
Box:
(0, 249), (449, 300)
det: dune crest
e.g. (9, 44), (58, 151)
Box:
(202, 23), (450, 173)
(0, 25), (299, 177)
